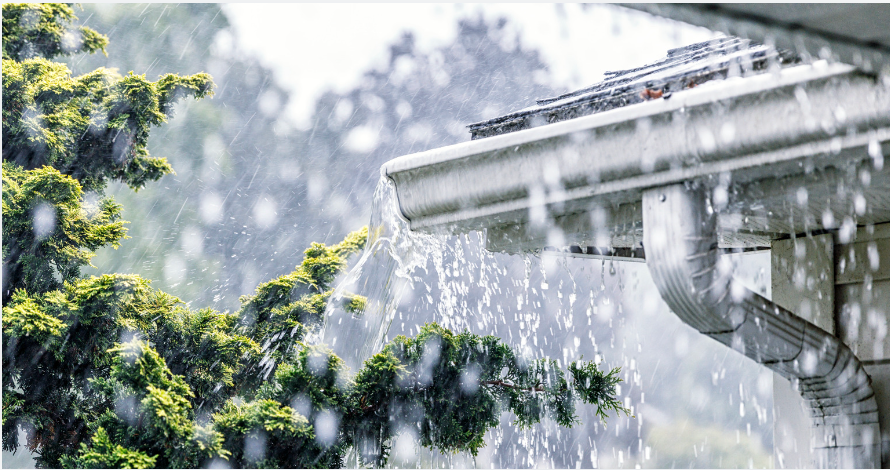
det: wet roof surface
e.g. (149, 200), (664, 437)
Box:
(468, 37), (798, 139)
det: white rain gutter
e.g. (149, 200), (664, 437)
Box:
(643, 183), (879, 468)
(381, 60), (890, 468)
(382, 63), (890, 254)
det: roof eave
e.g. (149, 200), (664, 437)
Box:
(383, 63), (890, 253)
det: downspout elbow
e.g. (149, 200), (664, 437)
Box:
(642, 183), (880, 468)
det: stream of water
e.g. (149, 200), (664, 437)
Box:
(321, 175), (775, 468)
(322, 175), (445, 371)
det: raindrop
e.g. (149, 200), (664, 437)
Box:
(253, 196), (278, 229)
(698, 127), (717, 152)
(868, 242), (880, 271)
(258, 89), (283, 117)
(822, 209), (836, 229)
(869, 139), (884, 170)
(839, 217), (856, 243)
(720, 122), (736, 144)
(314, 410), (339, 447)
(180, 225), (204, 257)
(200, 191), (224, 224)
(164, 255), (187, 284)
(344, 125), (381, 153)
(32, 202), (56, 240)
(855, 193), (867, 216)
(796, 187), (808, 206)
(244, 431), (267, 463)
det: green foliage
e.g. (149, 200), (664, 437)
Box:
(1, 273), (260, 467)
(235, 227), (369, 367)
(569, 359), (630, 424)
(150, 307), (260, 412)
(2, 163), (127, 303)
(71, 340), (229, 468)
(2, 3), (213, 193)
(212, 399), (335, 468)
(259, 345), (351, 411)
(1, 7), (628, 469)
(342, 323), (630, 465)
(2, 4), (108, 61)
(64, 428), (157, 469)
(1, 2), (213, 306)
(0, 230), (366, 467)
(2, 56), (212, 191)
(1, 292), (66, 343)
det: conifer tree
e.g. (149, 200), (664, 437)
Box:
(2, 5), (628, 468)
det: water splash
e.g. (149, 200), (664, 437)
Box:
(323, 175), (444, 371)
(321, 175), (775, 468)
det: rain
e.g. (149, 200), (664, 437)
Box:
(4, 3), (890, 470)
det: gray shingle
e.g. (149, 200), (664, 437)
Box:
(468, 37), (798, 139)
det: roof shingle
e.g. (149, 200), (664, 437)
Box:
(468, 37), (798, 139)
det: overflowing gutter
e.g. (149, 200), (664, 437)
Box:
(382, 59), (890, 254)
(380, 38), (890, 468)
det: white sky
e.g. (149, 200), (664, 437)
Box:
(223, 3), (717, 129)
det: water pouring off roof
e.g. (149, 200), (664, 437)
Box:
(381, 28), (890, 468)
(382, 37), (889, 256)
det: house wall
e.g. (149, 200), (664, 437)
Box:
(771, 225), (890, 468)
(772, 233), (835, 469)
(835, 224), (890, 467)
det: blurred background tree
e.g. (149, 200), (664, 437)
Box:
(69, 4), (555, 314)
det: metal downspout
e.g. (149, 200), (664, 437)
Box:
(642, 183), (880, 468)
